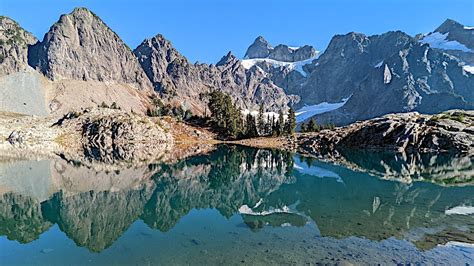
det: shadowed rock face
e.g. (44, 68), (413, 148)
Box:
(299, 30), (473, 125)
(244, 36), (317, 62)
(27, 8), (152, 91)
(0, 16), (37, 76)
(134, 35), (296, 114)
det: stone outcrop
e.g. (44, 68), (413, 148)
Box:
(298, 110), (474, 154)
(28, 8), (152, 91)
(55, 108), (174, 164)
(0, 16), (37, 76)
(135, 35), (295, 114)
(244, 36), (317, 62)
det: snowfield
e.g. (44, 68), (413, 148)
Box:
(295, 96), (351, 123)
(420, 32), (472, 52)
(241, 55), (319, 77)
(462, 65), (474, 74)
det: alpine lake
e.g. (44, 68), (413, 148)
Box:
(1, 145), (473, 265)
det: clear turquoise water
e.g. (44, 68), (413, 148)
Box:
(0, 145), (473, 264)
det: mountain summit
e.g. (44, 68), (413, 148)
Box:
(28, 7), (152, 90)
(244, 36), (317, 62)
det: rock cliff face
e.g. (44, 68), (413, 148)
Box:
(298, 110), (474, 154)
(0, 16), (37, 76)
(28, 8), (152, 91)
(135, 35), (296, 114)
(245, 36), (317, 62)
(300, 28), (473, 125)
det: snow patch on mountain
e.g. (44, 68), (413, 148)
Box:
(295, 96), (351, 122)
(420, 32), (472, 52)
(462, 65), (474, 74)
(241, 56), (318, 77)
(464, 26), (474, 30)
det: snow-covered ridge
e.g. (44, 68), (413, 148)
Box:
(464, 26), (474, 30)
(420, 32), (472, 53)
(295, 96), (351, 123)
(241, 55), (319, 77)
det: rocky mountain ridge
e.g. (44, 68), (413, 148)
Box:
(0, 8), (472, 127)
(244, 36), (317, 62)
(134, 34), (297, 115)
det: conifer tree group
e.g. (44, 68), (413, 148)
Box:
(206, 90), (296, 139)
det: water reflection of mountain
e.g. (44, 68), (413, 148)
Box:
(0, 146), (473, 252)
(326, 150), (474, 184)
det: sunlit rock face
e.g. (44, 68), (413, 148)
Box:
(134, 35), (296, 115)
(298, 110), (474, 157)
(28, 8), (152, 91)
(0, 16), (37, 76)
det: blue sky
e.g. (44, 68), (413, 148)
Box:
(2, 0), (473, 63)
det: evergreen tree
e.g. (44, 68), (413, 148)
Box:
(257, 103), (265, 136)
(277, 110), (285, 136)
(285, 108), (296, 135)
(300, 122), (307, 133)
(307, 118), (318, 132)
(245, 113), (258, 138)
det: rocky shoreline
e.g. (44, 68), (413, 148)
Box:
(0, 108), (216, 169)
(1, 109), (472, 184)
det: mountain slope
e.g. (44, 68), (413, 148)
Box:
(299, 27), (473, 125)
(135, 34), (297, 115)
(28, 7), (152, 91)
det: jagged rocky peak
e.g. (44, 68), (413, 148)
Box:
(419, 18), (474, 53)
(216, 51), (239, 66)
(28, 7), (152, 90)
(244, 36), (317, 62)
(245, 36), (273, 59)
(0, 16), (38, 76)
(434, 19), (473, 49)
(436, 19), (466, 33)
(134, 33), (186, 91)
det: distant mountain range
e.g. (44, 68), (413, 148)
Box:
(0, 7), (472, 125)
